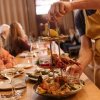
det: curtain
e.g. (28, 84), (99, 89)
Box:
(0, 0), (37, 35)
(26, 0), (37, 36)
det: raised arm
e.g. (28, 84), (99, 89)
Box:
(78, 35), (93, 70)
(71, 0), (100, 10)
(48, 0), (100, 20)
(69, 35), (93, 75)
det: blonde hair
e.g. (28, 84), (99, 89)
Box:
(0, 24), (10, 34)
(5, 22), (27, 52)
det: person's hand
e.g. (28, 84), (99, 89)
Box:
(68, 63), (83, 77)
(48, 1), (72, 21)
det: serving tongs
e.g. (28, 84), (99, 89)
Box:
(55, 22), (61, 56)
(47, 21), (54, 75)
(48, 21), (63, 77)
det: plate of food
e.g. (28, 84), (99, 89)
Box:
(26, 68), (61, 82)
(0, 78), (26, 90)
(0, 67), (24, 78)
(14, 63), (33, 69)
(33, 76), (84, 98)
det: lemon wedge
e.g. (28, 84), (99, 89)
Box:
(49, 29), (58, 37)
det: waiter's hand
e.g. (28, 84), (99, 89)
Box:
(47, 1), (72, 21)
(68, 63), (83, 77)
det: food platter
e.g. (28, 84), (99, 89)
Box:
(33, 77), (84, 98)
(29, 21), (83, 98)
(33, 84), (83, 98)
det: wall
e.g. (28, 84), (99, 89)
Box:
(35, 12), (75, 35)
(60, 12), (75, 35)
(26, 0), (37, 36)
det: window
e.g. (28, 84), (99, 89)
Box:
(36, 0), (59, 15)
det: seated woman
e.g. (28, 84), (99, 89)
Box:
(0, 37), (15, 71)
(5, 22), (30, 56)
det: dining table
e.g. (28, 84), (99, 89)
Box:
(0, 41), (100, 100)
(13, 54), (100, 100)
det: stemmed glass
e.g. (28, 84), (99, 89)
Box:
(1, 69), (16, 99)
(28, 35), (33, 52)
(28, 34), (39, 55)
(28, 35), (40, 58)
(1, 68), (25, 100)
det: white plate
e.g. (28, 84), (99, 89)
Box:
(18, 53), (27, 57)
(0, 68), (23, 74)
(0, 78), (26, 90)
(0, 68), (24, 78)
(18, 52), (37, 58)
(14, 63), (33, 69)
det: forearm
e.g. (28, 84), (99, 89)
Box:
(77, 47), (93, 70)
(71, 0), (100, 10)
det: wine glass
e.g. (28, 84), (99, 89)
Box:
(28, 34), (34, 52)
(1, 68), (23, 100)
(1, 69), (16, 98)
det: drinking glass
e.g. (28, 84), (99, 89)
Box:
(1, 69), (15, 97)
(1, 68), (22, 100)
(28, 35), (35, 52)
